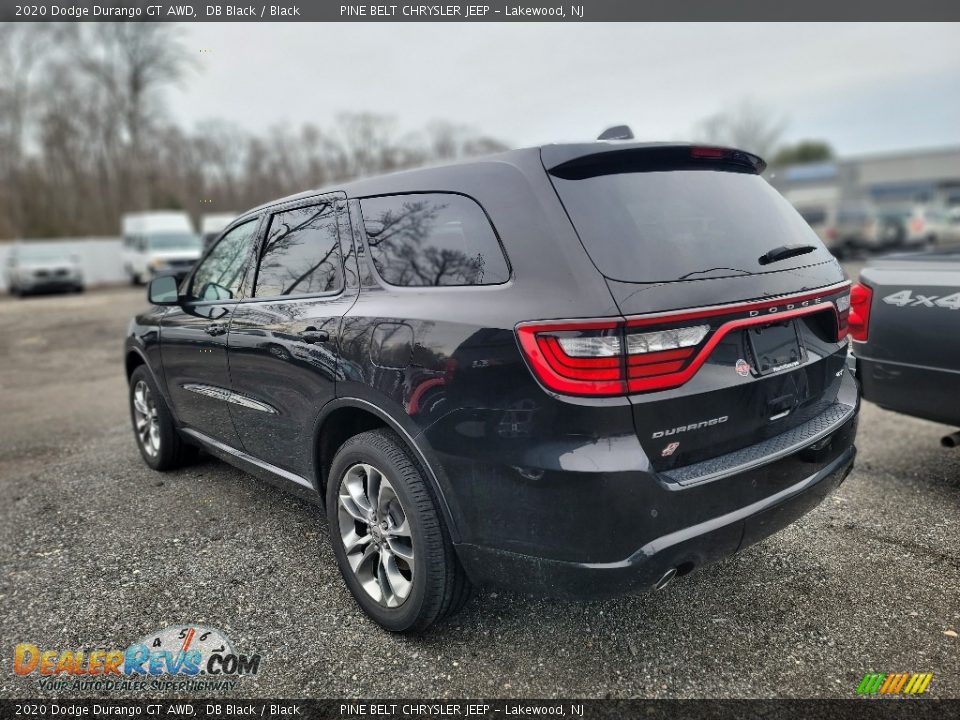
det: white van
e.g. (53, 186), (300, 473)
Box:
(121, 211), (202, 285)
(199, 212), (238, 249)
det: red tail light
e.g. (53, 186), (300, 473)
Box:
(848, 282), (873, 341)
(910, 217), (925, 234)
(516, 321), (708, 396)
(516, 283), (851, 397)
(516, 319), (626, 395)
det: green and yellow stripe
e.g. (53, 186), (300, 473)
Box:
(857, 672), (933, 695)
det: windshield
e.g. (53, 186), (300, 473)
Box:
(550, 169), (832, 283)
(879, 208), (913, 220)
(15, 245), (71, 262)
(148, 233), (201, 252)
(798, 207), (828, 225)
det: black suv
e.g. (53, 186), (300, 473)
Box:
(126, 142), (859, 632)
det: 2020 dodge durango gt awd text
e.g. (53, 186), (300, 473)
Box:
(125, 142), (860, 632)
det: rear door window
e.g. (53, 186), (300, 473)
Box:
(359, 193), (510, 287)
(550, 169), (832, 283)
(254, 201), (343, 298)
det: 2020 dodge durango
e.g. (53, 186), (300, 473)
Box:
(125, 142), (860, 632)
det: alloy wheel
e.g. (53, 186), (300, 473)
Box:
(132, 380), (160, 458)
(337, 463), (415, 607)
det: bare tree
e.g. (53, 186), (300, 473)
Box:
(423, 120), (509, 161)
(692, 98), (786, 160)
(73, 23), (194, 210)
(0, 25), (511, 240)
(0, 24), (64, 236)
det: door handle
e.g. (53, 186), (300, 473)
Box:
(204, 322), (226, 337)
(299, 327), (329, 344)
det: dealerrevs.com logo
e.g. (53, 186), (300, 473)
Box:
(14, 625), (262, 693)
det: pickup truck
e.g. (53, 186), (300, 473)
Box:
(851, 250), (960, 446)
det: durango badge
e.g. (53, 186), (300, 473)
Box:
(735, 358), (752, 377)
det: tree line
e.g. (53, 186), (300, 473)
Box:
(0, 23), (509, 240)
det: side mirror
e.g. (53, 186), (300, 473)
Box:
(148, 275), (180, 306)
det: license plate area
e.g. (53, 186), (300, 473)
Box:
(747, 320), (804, 375)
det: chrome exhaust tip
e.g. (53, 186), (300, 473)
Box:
(654, 567), (678, 591)
(941, 430), (960, 448)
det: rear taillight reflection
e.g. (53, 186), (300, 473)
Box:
(848, 283), (873, 342)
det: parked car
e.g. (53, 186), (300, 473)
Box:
(5, 243), (84, 296)
(200, 212), (238, 249)
(851, 250), (960, 444)
(876, 204), (960, 249)
(122, 211), (202, 285)
(794, 200), (879, 256)
(125, 141), (859, 632)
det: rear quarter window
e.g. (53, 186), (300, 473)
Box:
(359, 193), (510, 287)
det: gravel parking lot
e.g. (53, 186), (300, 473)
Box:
(1, 281), (958, 699)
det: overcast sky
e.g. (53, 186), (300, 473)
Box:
(172, 22), (960, 156)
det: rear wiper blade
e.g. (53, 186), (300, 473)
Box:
(758, 243), (817, 266)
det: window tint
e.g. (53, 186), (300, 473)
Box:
(359, 193), (509, 287)
(551, 170), (831, 283)
(255, 202), (343, 297)
(189, 219), (258, 301)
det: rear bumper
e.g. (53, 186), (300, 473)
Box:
(857, 355), (960, 427)
(455, 443), (855, 598)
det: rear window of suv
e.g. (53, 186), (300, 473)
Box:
(550, 168), (831, 283)
(359, 193), (510, 287)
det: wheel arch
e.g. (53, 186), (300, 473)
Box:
(125, 347), (148, 380)
(125, 345), (181, 425)
(313, 397), (461, 542)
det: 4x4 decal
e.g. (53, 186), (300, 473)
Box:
(882, 289), (960, 310)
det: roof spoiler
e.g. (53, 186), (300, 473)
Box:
(546, 144), (767, 180)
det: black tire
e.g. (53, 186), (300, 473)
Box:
(128, 365), (192, 471)
(326, 428), (472, 632)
